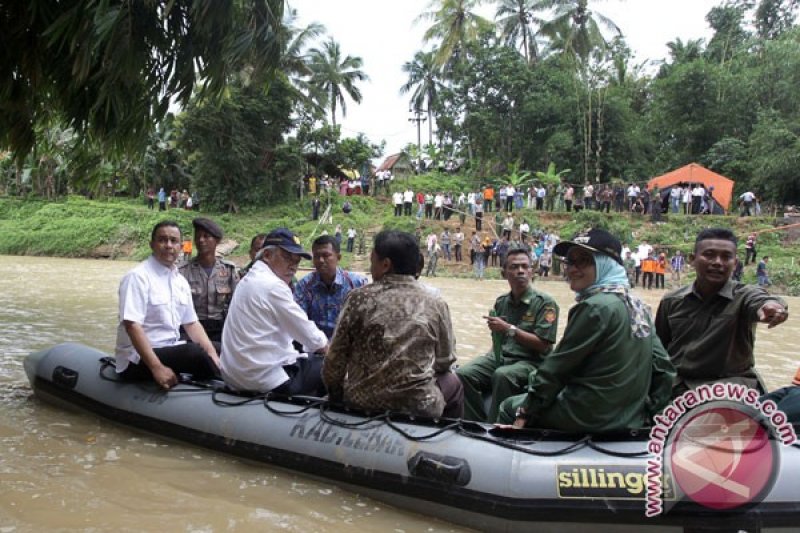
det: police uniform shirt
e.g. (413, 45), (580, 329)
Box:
(179, 258), (239, 321)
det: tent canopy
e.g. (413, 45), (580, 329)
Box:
(647, 163), (735, 212)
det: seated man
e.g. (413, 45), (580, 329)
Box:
(179, 217), (239, 342)
(221, 228), (328, 395)
(323, 230), (463, 418)
(655, 228), (789, 395)
(497, 229), (675, 432)
(238, 233), (267, 277)
(760, 367), (800, 424)
(457, 248), (559, 422)
(294, 235), (367, 339)
(115, 221), (220, 389)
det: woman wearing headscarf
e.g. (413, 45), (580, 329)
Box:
(497, 229), (675, 432)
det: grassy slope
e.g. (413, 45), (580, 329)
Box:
(1, 175), (798, 293)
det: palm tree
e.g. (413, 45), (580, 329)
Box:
(495, 0), (544, 64)
(400, 51), (441, 146)
(277, 9), (328, 119)
(537, 0), (620, 61)
(416, 0), (493, 68)
(308, 39), (369, 128)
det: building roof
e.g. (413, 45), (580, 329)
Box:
(377, 152), (412, 172)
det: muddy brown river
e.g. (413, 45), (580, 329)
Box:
(1, 255), (797, 531)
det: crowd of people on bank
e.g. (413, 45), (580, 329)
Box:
(114, 218), (797, 431)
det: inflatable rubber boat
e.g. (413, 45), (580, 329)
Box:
(25, 343), (800, 532)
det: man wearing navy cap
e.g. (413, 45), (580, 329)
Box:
(179, 217), (239, 342)
(221, 228), (328, 394)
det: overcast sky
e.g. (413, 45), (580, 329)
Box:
(289, 0), (722, 160)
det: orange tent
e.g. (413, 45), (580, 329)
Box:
(647, 163), (735, 213)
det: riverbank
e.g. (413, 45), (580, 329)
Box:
(1, 187), (799, 293)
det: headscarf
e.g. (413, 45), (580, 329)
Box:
(576, 254), (653, 338)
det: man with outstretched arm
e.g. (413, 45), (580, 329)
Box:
(655, 228), (788, 396)
(115, 221), (220, 390)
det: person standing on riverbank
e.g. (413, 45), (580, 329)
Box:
(655, 228), (789, 396)
(179, 218), (239, 343)
(457, 248), (559, 422)
(115, 221), (220, 390)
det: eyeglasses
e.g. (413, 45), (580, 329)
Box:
(562, 255), (593, 268)
(277, 248), (302, 264)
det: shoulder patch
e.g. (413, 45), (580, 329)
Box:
(543, 308), (557, 323)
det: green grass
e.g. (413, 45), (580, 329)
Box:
(2, 184), (798, 293)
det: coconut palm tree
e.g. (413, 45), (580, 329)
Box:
(495, 0), (544, 64)
(416, 0), (493, 69)
(400, 51), (442, 146)
(277, 9), (328, 119)
(537, 0), (620, 61)
(308, 39), (369, 128)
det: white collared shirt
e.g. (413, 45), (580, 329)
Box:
(114, 255), (197, 372)
(221, 260), (327, 392)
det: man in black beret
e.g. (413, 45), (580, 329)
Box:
(179, 217), (239, 342)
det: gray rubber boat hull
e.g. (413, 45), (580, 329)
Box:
(24, 343), (800, 532)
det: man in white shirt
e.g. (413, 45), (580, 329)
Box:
(434, 192), (444, 220)
(691, 184), (706, 214)
(221, 228), (328, 394)
(740, 190), (756, 216)
(626, 183), (639, 210)
(519, 220), (530, 243)
(115, 221), (220, 390)
(670, 186), (682, 213)
(392, 190), (403, 216)
(403, 188), (414, 216)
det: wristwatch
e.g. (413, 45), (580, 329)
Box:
(507, 325), (518, 338)
(515, 406), (530, 420)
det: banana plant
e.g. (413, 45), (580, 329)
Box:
(505, 160), (532, 187)
(535, 161), (571, 186)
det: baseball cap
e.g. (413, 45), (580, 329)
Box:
(553, 228), (623, 265)
(262, 228), (311, 260)
(192, 217), (223, 240)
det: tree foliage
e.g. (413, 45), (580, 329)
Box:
(0, 0), (285, 161)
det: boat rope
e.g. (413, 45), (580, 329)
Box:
(94, 358), (650, 457)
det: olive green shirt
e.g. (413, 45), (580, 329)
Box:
(521, 292), (675, 432)
(494, 286), (559, 364)
(655, 279), (786, 390)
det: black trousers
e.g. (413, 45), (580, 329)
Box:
(119, 342), (220, 381)
(272, 354), (326, 397)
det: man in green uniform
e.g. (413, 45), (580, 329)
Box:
(655, 227), (789, 395)
(456, 248), (559, 422)
(496, 228), (675, 432)
(179, 217), (239, 343)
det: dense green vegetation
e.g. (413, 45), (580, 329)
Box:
(2, 171), (798, 293)
(3, 1), (799, 213)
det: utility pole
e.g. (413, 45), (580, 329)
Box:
(409, 108), (427, 173)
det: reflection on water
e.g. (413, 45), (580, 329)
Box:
(1, 255), (797, 531)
